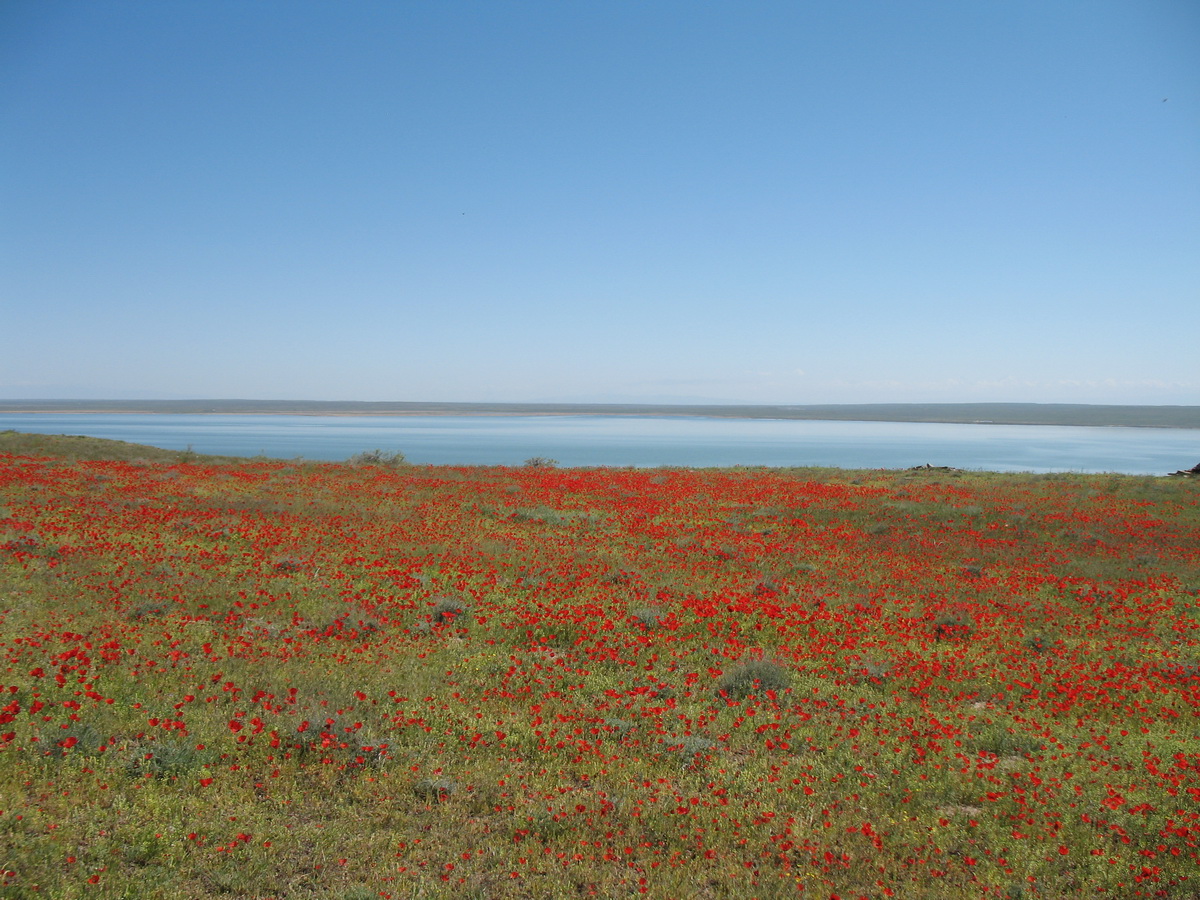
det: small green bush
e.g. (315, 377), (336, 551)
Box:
(630, 606), (663, 629)
(933, 614), (974, 641)
(856, 656), (894, 684)
(602, 567), (636, 584)
(41, 722), (104, 759)
(674, 736), (718, 770)
(752, 575), (784, 596)
(603, 718), (634, 742)
(413, 778), (457, 803)
(1024, 634), (1053, 654)
(716, 660), (790, 699)
(523, 457), (558, 468)
(966, 726), (1043, 759)
(430, 596), (468, 626)
(124, 740), (211, 779)
(272, 556), (304, 574)
(347, 449), (407, 466)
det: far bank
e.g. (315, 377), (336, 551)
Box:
(1, 400), (1199, 429)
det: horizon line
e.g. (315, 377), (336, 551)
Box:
(2, 399), (1198, 429)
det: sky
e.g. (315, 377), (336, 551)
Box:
(2, 1), (1197, 406)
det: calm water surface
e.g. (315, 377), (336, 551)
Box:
(1, 414), (1197, 474)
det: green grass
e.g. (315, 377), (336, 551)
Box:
(0, 433), (1197, 899)
(0, 430), (245, 465)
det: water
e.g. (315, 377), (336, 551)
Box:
(1, 413), (1196, 474)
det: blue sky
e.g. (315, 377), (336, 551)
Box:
(2, 1), (1197, 405)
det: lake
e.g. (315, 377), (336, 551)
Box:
(2, 413), (1198, 475)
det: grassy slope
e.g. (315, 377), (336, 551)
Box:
(0, 430), (249, 465)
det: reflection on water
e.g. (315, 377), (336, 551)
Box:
(1, 413), (1196, 474)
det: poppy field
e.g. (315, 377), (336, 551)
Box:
(1, 438), (1198, 898)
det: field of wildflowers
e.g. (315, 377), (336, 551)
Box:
(1, 438), (1197, 898)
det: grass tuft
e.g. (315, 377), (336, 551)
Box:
(716, 659), (790, 699)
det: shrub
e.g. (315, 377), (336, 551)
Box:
(674, 736), (718, 770)
(430, 596), (468, 626)
(346, 616), (382, 638)
(630, 606), (663, 629)
(124, 740), (211, 779)
(412, 778), (457, 803)
(933, 614), (974, 641)
(603, 718), (634, 742)
(1024, 634), (1053, 654)
(966, 726), (1043, 759)
(716, 660), (790, 699)
(1164, 656), (1200, 683)
(650, 682), (675, 701)
(855, 656), (894, 684)
(347, 449), (407, 467)
(523, 457), (558, 468)
(532, 810), (568, 838)
(42, 722), (104, 759)
(752, 575), (783, 596)
(602, 567), (637, 585)
(272, 556), (304, 574)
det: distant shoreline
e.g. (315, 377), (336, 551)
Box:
(1, 400), (1199, 429)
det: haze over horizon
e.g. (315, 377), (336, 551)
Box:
(3, 2), (1197, 406)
